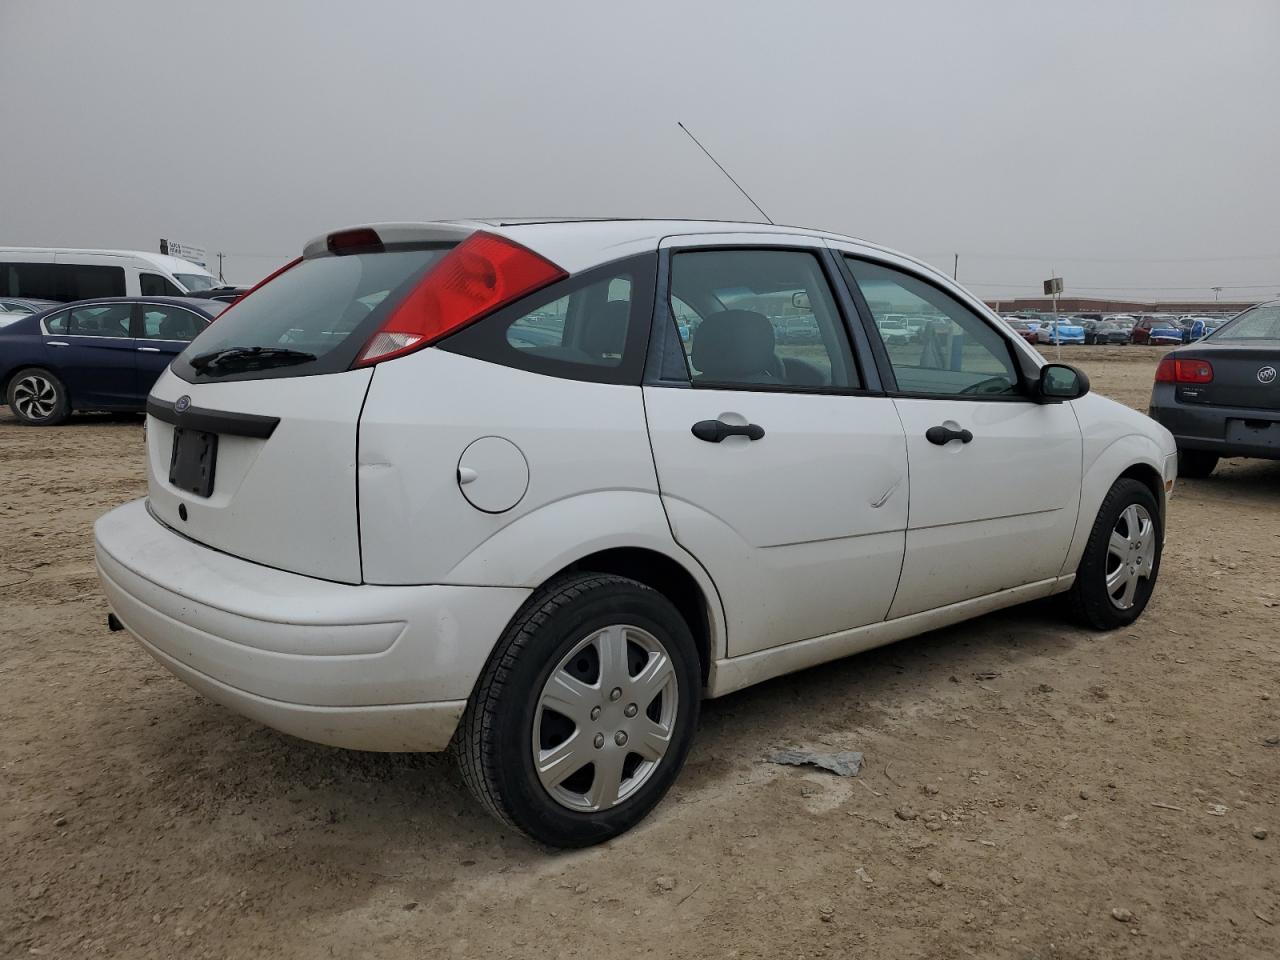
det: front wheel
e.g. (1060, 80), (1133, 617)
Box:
(6, 368), (70, 425)
(454, 573), (701, 847)
(1066, 478), (1162, 630)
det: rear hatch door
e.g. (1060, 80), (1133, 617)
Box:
(145, 234), (460, 583)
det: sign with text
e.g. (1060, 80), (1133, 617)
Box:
(160, 239), (208, 269)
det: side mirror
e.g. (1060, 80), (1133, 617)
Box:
(791, 291), (811, 310)
(1037, 363), (1089, 401)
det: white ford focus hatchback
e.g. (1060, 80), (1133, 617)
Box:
(95, 219), (1176, 846)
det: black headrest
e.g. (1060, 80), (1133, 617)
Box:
(582, 300), (630, 357)
(691, 310), (777, 379)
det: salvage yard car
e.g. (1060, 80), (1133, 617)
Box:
(93, 219), (1177, 847)
(1148, 299), (1280, 477)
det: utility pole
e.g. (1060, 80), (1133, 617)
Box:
(1211, 285), (1222, 301)
(217, 253), (225, 284)
(953, 253), (958, 280)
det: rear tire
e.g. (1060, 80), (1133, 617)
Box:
(1177, 448), (1219, 479)
(454, 573), (701, 848)
(1067, 478), (1162, 630)
(6, 368), (70, 426)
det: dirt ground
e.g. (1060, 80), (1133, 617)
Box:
(2, 345), (1277, 959)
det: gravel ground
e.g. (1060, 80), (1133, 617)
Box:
(2, 344), (1277, 959)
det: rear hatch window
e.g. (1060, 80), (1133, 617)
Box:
(171, 247), (452, 382)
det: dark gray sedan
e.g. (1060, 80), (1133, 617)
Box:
(1148, 300), (1280, 477)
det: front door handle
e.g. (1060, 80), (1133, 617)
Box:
(47, 341), (69, 347)
(137, 347), (161, 353)
(925, 425), (973, 445)
(691, 419), (765, 443)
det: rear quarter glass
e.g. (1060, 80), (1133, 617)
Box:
(170, 245), (453, 383)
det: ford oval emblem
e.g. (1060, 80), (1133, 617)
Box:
(1259, 366), (1277, 385)
(175, 395), (192, 412)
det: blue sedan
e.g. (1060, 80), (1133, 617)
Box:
(1, 297), (224, 425)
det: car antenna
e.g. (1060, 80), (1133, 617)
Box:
(676, 121), (774, 225)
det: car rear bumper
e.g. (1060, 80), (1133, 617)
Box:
(94, 499), (531, 751)
(1149, 386), (1280, 460)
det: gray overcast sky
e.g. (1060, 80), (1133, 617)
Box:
(3, 0), (1278, 300)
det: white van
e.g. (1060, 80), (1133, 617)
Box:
(0, 248), (217, 302)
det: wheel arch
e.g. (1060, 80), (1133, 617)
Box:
(549, 546), (715, 686)
(1060, 432), (1169, 577)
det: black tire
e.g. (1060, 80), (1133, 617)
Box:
(454, 573), (701, 848)
(5, 367), (70, 426)
(1177, 447), (1219, 479)
(1067, 478), (1163, 630)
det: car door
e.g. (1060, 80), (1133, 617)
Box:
(134, 303), (207, 399)
(642, 237), (909, 657)
(63, 302), (138, 407)
(836, 250), (1083, 618)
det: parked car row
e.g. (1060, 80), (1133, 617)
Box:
(1001, 311), (1239, 347)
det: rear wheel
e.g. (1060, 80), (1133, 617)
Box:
(6, 368), (70, 426)
(1067, 478), (1162, 630)
(454, 573), (701, 847)
(1177, 447), (1219, 479)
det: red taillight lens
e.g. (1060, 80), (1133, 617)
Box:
(1155, 357), (1213, 383)
(205, 256), (302, 324)
(354, 231), (567, 367)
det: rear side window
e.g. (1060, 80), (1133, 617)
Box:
(440, 253), (657, 385)
(69, 304), (132, 338)
(173, 248), (451, 381)
(667, 248), (857, 390)
(140, 272), (183, 296)
(140, 305), (205, 341)
(2, 263), (59, 299)
(44, 309), (69, 335)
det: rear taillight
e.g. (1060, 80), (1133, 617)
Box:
(1155, 357), (1213, 383)
(354, 231), (567, 367)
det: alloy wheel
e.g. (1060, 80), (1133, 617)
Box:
(13, 374), (58, 421)
(532, 624), (678, 812)
(1105, 503), (1155, 609)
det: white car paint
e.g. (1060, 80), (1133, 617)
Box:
(95, 218), (1177, 754)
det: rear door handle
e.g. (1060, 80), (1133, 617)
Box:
(47, 341), (69, 347)
(137, 347), (161, 353)
(925, 425), (973, 445)
(691, 419), (765, 443)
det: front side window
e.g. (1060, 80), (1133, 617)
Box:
(668, 248), (857, 389)
(140, 305), (205, 341)
(846, 258), (1022, 397)
(68, 303), (132, 338)
(140, 272), (184, 297)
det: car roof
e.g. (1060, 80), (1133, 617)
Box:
(0, 247), (214, 278)
(28, 296), (222, 317)
(302, 218), (915, 275)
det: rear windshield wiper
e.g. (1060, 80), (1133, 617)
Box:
(189, 346), (317, 375)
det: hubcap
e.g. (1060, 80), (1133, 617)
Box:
(1105, 503), (1156, 610)
(13, 374), (57, 421)
(532, 624), (679, 813)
